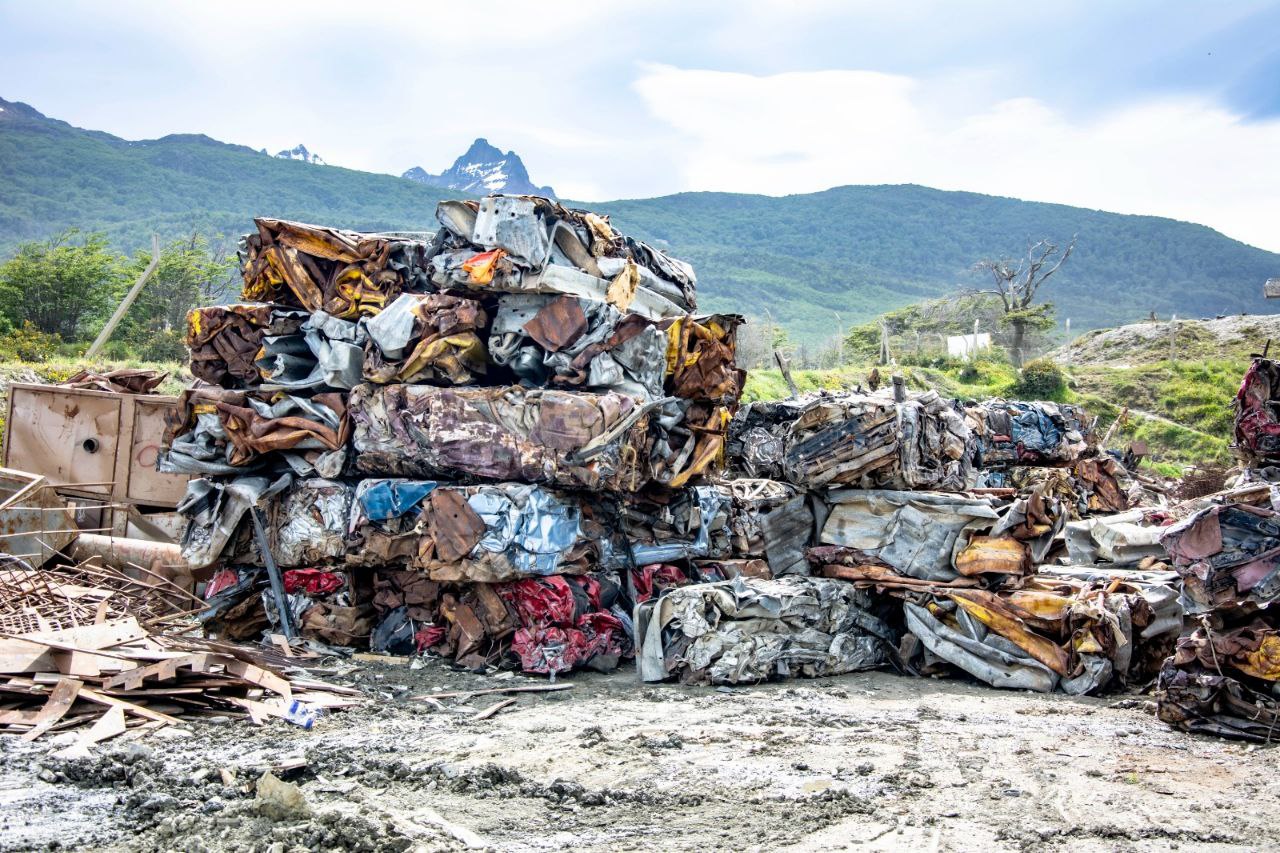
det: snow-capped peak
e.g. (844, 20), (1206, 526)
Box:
(274, 144), (326, 166)
(401, 138), (554, 197)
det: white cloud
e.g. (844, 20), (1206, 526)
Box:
(632, 64), (1280, 251)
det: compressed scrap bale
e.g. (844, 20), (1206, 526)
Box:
(489, 294), (667, 400)
(818, 482), (1068, 585)
(431, 196), (696, 317)
(348, 480), (597, 581)
(901, 573), (1181, 695)
(635, 575), (896, 684)
(1156, 616), (1280, 742)
(269, 478), (353, 567)
(348, 479), (731, 579)
(187, 304), (306, 388)
(254, 311), (366, 391)
(239, 218), (435, 318)
(727, 390), (973, 491)
(161, 387), (349, 478)
(1159, 501), (1280, 614)
(818, 489), (1002, 582)
(590, 485), (732, 569)
(1063, 508), (1168, 567)
(1233, 356), (1280, 468)
(497, 575), (629, 675)
(964, 399), (1093, 467)
(201, 565), (373, 647)
(349, 383), (654, 491)
(368, 573), (628, 674)
(176, 475), (289, 568)
(660, 314), (746, 406)
(362, 292), (489, 385)
(976, 457), (1130, 517)
(725, 479), (813, 576)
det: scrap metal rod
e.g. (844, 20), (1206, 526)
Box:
(250, 506), (295, 641)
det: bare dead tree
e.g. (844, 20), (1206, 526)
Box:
(972, 236), (1076, 368)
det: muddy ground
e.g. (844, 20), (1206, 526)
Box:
(1, 657), (1275, 853)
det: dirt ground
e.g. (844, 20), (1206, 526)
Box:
(1, 657), (1275, 853)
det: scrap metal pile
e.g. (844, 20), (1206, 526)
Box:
(123, 196), (1278, 744)
(165, 195), (752, 677)
(1149, 353), (1280, 741)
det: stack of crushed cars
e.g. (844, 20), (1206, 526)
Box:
(163, 195), (769, 677)
(1149, 353), (1280, 741)
(720, 389), (1182, 694)
(158, 197), (1280, 737)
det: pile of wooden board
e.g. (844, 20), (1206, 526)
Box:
(1, 615), (360, 757)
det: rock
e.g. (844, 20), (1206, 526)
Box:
(255, 771), (311, 820)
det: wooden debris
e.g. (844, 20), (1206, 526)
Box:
(471, 698), (516, 721)
(0, 614), (361, 753)
(413, 683), (573, 703)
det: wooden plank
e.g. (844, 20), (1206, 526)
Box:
(413, 683), (572, 702)
(75, 685), (182, 725)
(51, 649), (139, 678)
(21, 677), (82, 742)
(22, 617), (145, 650)
(0, 636), (55, 675)
(99, 653), (209, 691)
(53, 706), (127, 759)
(472, 698), (516, 721)
(285, 677), (361, 696)
(215, 657), (292, 699)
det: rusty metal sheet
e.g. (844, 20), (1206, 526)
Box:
(127, 397), (192, 506)
(5, 384), (122, 496)
(0, 467), (77, 562)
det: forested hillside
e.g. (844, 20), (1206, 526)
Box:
(3, 96), (1277, 345)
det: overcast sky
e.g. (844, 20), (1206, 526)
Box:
(3, 0), (1279, 250)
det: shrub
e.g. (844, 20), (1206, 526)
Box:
(1015, 358), (1067, 400)
(137, 328), (189, 362)
(0, 322), (61, 362)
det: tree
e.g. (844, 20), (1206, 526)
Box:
(0, 230), (123, 341)
(116, 233), (237, 344)
(972, 237), (1076, 368)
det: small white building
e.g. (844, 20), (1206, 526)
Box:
(947, 332), (991, 359)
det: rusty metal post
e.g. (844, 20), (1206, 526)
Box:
(250, 506), (295, 641)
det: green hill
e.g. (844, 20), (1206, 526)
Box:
(3, 96), (1277, 345)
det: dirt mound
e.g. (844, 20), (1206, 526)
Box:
(1053, 314), (1280, 367)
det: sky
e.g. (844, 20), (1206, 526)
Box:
(3, 0), (1279, 251)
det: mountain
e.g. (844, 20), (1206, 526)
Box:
(402, 138), (555, 197)
(274, 144), (326, 165)
(1, 95), (1276, 345)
